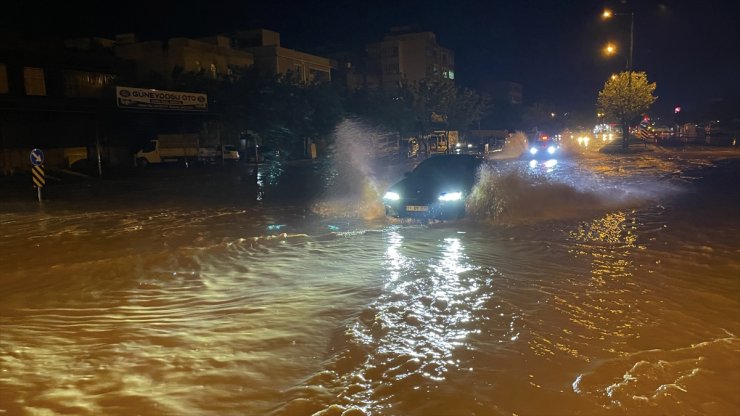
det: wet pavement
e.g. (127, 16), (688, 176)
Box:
(1, 144), (740, 415)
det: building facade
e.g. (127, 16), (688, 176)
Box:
(113, 34), (254, 83)
(366, 27), (455, 90)
(231, 29), (332, 83)
(0, 34), (220, 174)
(0, 35), (128, 172)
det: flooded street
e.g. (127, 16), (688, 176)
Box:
(1, 148), (739, 415)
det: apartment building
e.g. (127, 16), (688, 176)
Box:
(231, 29), (332, 83)
(113, 34), (254, 82)
(0, 35), (128, 172)
(366, 27), (455, 90)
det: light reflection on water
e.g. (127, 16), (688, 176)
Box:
(1, 152), (739, 415)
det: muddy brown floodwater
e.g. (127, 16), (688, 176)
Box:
(1, 147), (739, 415)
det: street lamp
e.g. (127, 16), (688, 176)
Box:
(602, 8), (634, 74)
(602, 8), (637, 148)
(603, 43), (629, 71)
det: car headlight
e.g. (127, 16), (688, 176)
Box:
(547, 145), (556, 154)
(438, 192), (462, 201)
(383, 191), (400, 201)
(529, 147), (538, 155)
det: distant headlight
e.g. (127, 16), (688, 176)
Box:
(547, 145), (556, 154)
(529, 147), (538, 155)
(383, 191), (400, 201)
(439, 192), (462, 201)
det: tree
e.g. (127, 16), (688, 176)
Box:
(521, 101), (559, 132)
(344, 79), (488, 150)
(345, 86), (416, 137)
(597, 71), (657, 149)
(447, 87), (489, 133)
(171, 67), (347, 158)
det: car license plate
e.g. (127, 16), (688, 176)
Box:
(406, 205), (428, 212)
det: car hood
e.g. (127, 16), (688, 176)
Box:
(389, 174), (477, 203)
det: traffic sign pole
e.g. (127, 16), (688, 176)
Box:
(32, 164), (45, 202)
(30, 149), (45, 203)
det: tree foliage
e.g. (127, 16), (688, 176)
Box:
(597, 71), (657, 148)
(171, 67), (488, 156)
(409, 79), (487, 134)
(347, 79), (488, 138)
(345, 87), (417, 137)
(447, 87), (489, 132)
(171, 67), (344, 157)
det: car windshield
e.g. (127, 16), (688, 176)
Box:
(412, 155), (480, 178)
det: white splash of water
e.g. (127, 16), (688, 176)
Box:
(466, 162), (660, 225)
(489, 130), (529, 160)
(312, 118), (400, 220)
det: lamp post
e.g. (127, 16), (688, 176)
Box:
(603, 8), (636, 149)
(603, 9), (634, 84)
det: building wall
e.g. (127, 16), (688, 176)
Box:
(480, 81), (523, 105)
(114, 37), (254, 82)
(113, 40), (168, 80)
(235, 29), (332, 84)
(276, 47), (331, 83)
(368, 30), (455, 90)
(0, 35), (227, 173)
(0, 28), (330, 173)
(232, 29), (281, 48)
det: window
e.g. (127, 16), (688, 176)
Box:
(64, 70), (115, 97)
(309, 68), (329, 83)
(24, 67), (46, 96)
(293, 64), (304, 81)
(384, 63), (399, 74)
(0, 64), (8, 94)
(383, 46), (399, 58)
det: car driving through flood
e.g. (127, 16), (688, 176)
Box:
(382, 154), (483, 220)
(526, 132), (561, 159)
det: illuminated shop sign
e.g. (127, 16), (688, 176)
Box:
(116, 86), (208, 111)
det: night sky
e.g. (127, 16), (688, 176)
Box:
(3, 0), (739, 120)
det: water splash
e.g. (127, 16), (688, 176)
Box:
(489, 130), (529, 160)
(311, 119), (404, 220)
(466, 162), (657, 225)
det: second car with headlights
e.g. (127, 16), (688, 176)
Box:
(526, 133), (560, 159)
(383, 154), (483, 220)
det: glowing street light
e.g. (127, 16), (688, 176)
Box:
(604, 43), (629, 70)
(602, 8), (634, 74)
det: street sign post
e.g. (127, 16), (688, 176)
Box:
(30, 149), (45, 202)
(30, 148), (44, 166)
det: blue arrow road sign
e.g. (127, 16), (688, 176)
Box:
(30, 148), (44, 166)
